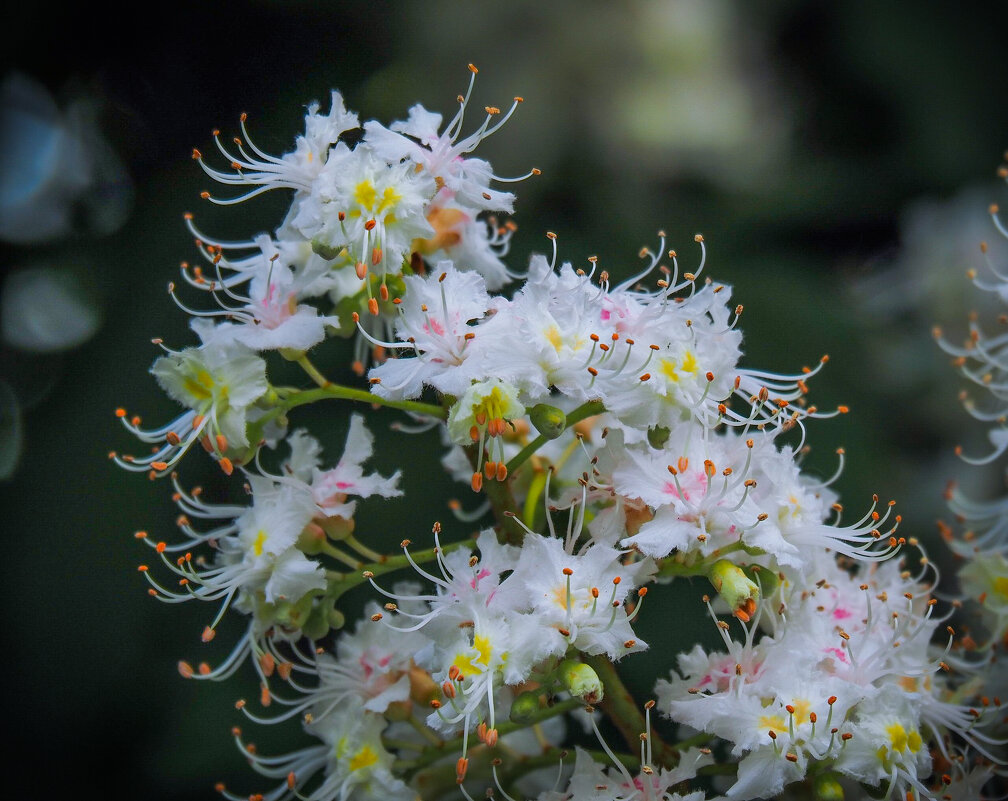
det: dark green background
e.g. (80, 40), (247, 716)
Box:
(2, 2), (1007, 799)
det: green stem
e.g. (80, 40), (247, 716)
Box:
(321, 542), (364, 570)
(479, 462), (528, 546)
(506, 400), (605, 475)
(282, 383), (446, 419)
(345, 534), (384, 563)
(297, 354), (333, 389)
(324, 540), (467, 603)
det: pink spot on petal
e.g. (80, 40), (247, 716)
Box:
(825, 647), (848, 664)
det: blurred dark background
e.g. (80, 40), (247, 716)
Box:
(2, 2), (1007, 799)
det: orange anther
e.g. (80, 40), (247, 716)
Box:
(219, 457), (234, 475)
(368, 298), (379, 316)
(201, 626), (216, 643)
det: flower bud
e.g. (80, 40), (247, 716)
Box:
(509, 690), (543, 724)
(556, 659), (604, 704)
(319, 514), (355, 542)
(408, 664), (438, 705)
(646, 425), (670, 449)
(708, 559), (759, 618)
(310, 238), (343, 261)
(300, 599), (332, 641)
(529, 403), (566, 439)
(384, 699), (413, 722)
(812, 773), (844, 800)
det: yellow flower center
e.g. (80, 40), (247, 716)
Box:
(252, 529), (267, 557)
(348, 744), (379, 773)
(353, 180), (401, 215)
(453, 635), (495, 677)
(184, 368), (217, 401)
(659, 350), (698, 383)
(882, 722), (922, 758)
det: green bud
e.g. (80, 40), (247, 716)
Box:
(812, 773), (844, 801)
(296, 524), (328, 555)
(319, 515), (355, 542)
(708, 559), (759, 618)
(647, 425), (670, 449)
(301, 602), (331, 641)
(529, 403), (566, 439)
(326, 606), (346, 631)
(509, 690), (543, 724)
(556, 659), (604, 704)
(310, 239), (344, 261)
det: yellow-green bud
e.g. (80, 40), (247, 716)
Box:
(301, 603), (330, 641)
(509, 690), (543, 724)
(647, 425), (670, 449)
(812, 773), (844, 801)
(326, 606), (345, 631)
(310, 239), (343, 261)
(708, 559), (760, 620)
(556, 659), (604, 704)
(529, 403), (566, 439)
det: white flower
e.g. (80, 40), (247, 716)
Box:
(363, 68), (527, 214)
(299, 415), (403, 520)
(181, 237), (340, 353)
(233, 700), (413, 801)
(505, 532), (653, 660)
(195, 90), (359, 201)
(115, 338), (268, 476)
(412, 202), (514, 290)
(305, 143), (435, 278)
(367, 263), (492, 400)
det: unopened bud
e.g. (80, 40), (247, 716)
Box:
(647, 425), (670, 449)
(812, 772), (845, 801)
(509, 690), (542, 724)
(556, 659), (604, 704)
(529, 403), (566, 439)
(708, 559), (759, 615)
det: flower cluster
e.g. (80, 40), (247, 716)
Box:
(114, 72), (1006, 800)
